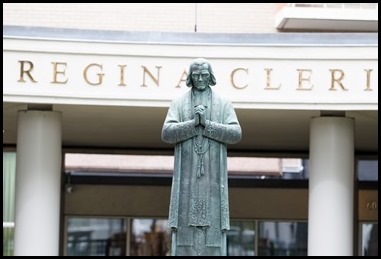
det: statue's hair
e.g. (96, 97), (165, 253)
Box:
(186, 58), (217, 87)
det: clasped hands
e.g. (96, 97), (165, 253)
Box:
(194, 105), (207, 127)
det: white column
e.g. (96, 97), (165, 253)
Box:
(14, 110), (62, 256)
(308, 117), (354, 256)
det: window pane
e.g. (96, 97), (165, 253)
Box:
(362, 223), (378, 256)
(358, 160), (378, 181)
(3, 152), (16, 256)
(65, 153), (309, 180)
(230, 158), (308, 180)
(227, 221), (255, 256)
(65, 153), (174, 176)
(66, 217), (126, 256)
(258, 221), (307, 256)
(130, 219), (170, 256)
(3, 227), (14, 256)
(3, 152), (16, 222)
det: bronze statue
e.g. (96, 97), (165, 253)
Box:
(162, 58), (242, 256)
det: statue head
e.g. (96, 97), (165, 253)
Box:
(186, 58), (217, 91)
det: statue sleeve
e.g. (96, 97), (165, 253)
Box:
(202, 102), (242, 144)
(162, 101), (197, 144)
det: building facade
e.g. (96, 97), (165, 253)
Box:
(3, 3), (378, 256)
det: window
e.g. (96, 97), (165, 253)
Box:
(258, 221), (308, 256)
(361, 223), (378, 256)
(358, 159), (378, 182)
(66, 217), (126, 256)
(130, 219), (170, 256)
(227, 221), (255, 256)
(3, 152), (16, 256)
(65, 217), (259, 256)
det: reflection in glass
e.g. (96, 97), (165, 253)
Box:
(362, 223), (378, 256)
(3, 152), (16, 256)
(258, 221), (307, 256)
(130, 219), (170, 256)
(240, 158), (309, 180)
(3, 227), (14, 256)
(66, 217), (126, 256)
(227, 221), (255, 256)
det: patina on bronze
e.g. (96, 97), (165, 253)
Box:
(162, 58), (242, 256)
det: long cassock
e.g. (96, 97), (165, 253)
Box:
(162, 89), (242, 256)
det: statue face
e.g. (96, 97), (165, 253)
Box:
(191, 64), (210, 91)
